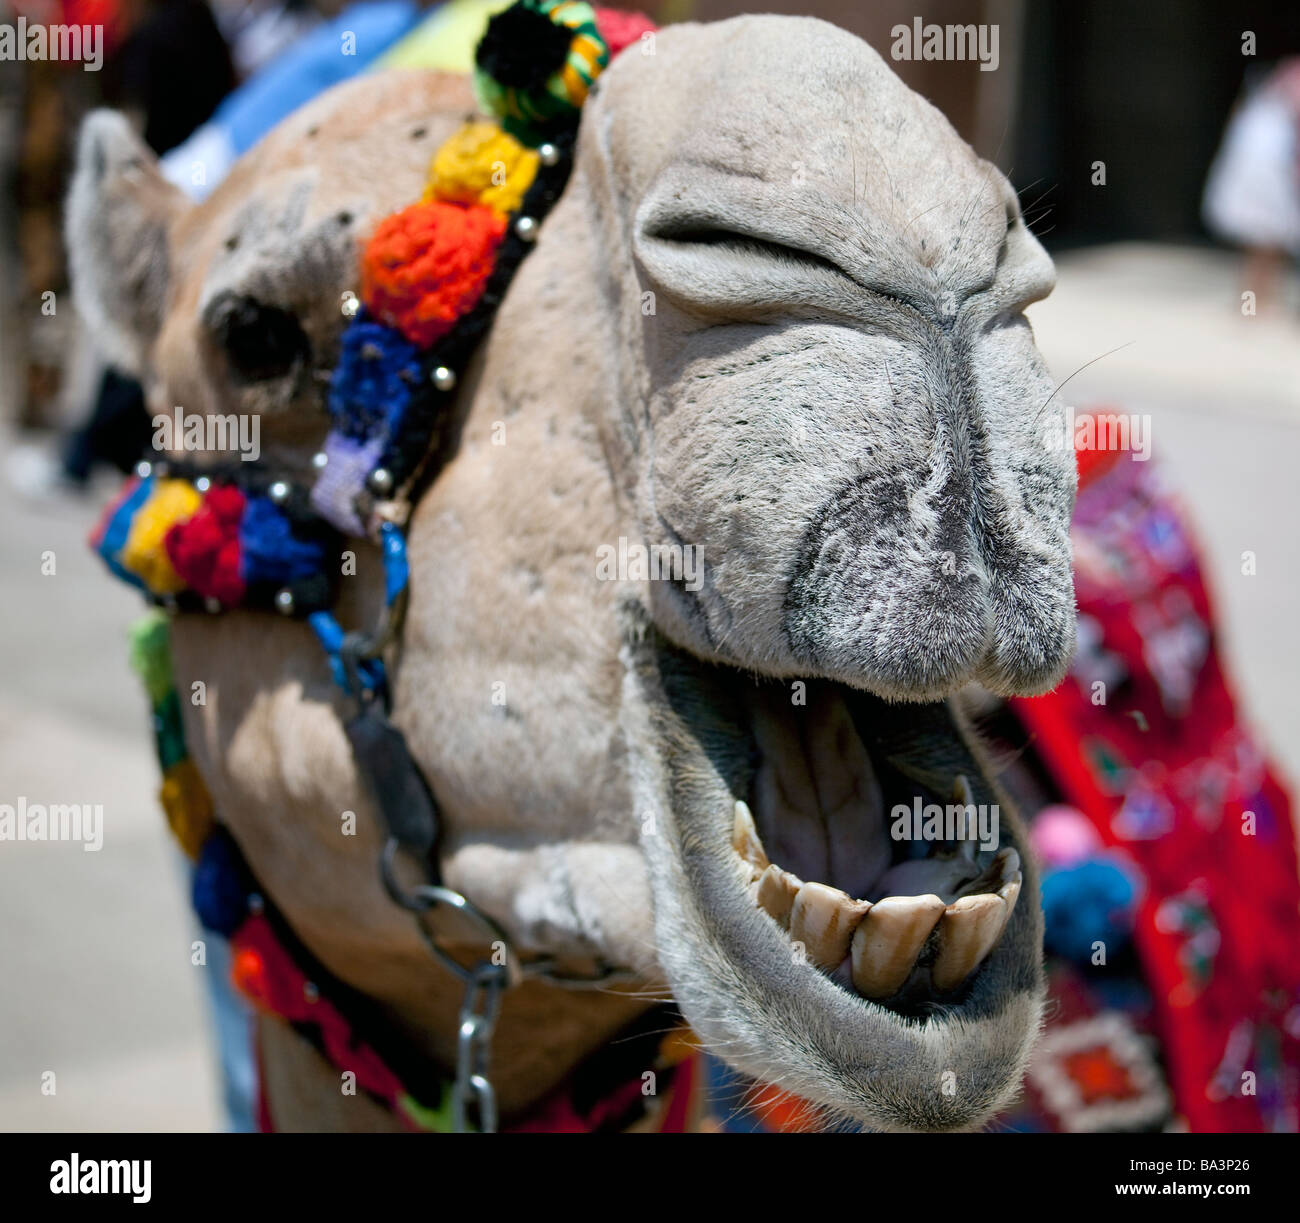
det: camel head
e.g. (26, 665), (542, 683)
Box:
(68, 15), (1072, 1131)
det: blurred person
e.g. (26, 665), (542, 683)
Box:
(210, 0), (323, 81)
(159, 0), (426, 200)
(45, 0), (235, 491)
(1203, 58), (1300, 313)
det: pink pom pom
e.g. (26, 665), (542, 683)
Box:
(594, 9), (657, 60)
(1031, 804), (1102, 868)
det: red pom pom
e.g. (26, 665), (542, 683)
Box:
(165, 484), (247, 606)
(361, 201), (506, 348)
(594, 9), (657, 59)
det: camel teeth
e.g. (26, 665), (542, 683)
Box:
(998, 872), (1022, 914)
(931, 892), (1010, 992)
(952, 847), (1022, 901)
(849, 894), (946, 998)
(753, 864), (803, 929)
(789, 882), (871, 970)
(731, 799), (769, 880)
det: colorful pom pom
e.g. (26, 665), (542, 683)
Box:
(427, 121), (540, 217)
(361, 200), (506, 348)
(120, 478), (203, 594)
(239, 496), (328, 587)
(1041, 855), (1140, 964)
(593, 8), (656, 59)
(127, 611), (174, 708)
(159, 757), (215, 860)
(327, 317), (421, 439)
(309, 431), (385, 537)
(473, 0), (608, 144)
(165, 484), (248, 607)
(1030, 804), (1103, 868)
(193, 827), (249, 936)
(154, 688), (188, 771)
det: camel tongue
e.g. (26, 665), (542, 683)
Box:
(748, 681), (892, 896)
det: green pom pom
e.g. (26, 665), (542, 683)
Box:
(128, 611), (174, 708)
(154, 689), (188, 772)
(472, 0), (608, 146)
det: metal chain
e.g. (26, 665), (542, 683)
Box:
(452, 960), (508, 1132)
(345, 549), (641, 1128)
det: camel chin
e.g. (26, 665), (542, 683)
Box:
(618, 608), (1044, 1133)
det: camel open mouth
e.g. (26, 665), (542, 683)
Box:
(733, 681), (1023, 1012)
(625, 614), (1044, 1130)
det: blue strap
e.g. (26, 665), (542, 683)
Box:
(308, 610), (385, 695)
(379, 522), (410, 606)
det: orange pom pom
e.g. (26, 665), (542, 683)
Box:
(232, 947), (268, 1004)
(361, 201), (507, 347)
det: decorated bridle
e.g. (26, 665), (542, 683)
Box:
(91, 2), (674, 1133)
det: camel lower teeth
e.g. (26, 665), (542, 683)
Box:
(753, 864), (802, 928)
(790, 881), (871, 970)
(732, 800), (770, 878)
(850, 894), (947, 997)
(931, 892), (1010, 991)
(732, 793), (1022, 997)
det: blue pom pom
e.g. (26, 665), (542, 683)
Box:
(1041, 856), (1139, 964)
(192, 829), (249, 936)
(239, 497), (325, 586)
(327, 316), (421, 441)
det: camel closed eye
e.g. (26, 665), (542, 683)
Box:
(651, 223), (846, 278)
(635, 217), (881, 323)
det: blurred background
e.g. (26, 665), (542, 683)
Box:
(0, 0), (1297, 1132)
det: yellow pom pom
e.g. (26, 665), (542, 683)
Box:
(426, 121), (540, 216)
(159, 757), (215, 860)
(121, 479), (202, 594)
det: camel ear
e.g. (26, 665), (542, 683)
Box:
(65, 111), (188, 374)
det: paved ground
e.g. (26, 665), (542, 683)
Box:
(0, 241), (1296, 1132)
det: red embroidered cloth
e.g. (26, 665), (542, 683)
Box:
(1008, 441), (1300, 1132)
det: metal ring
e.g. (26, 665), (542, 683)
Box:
(407, 884), (523, 987)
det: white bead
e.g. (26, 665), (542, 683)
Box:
(537, 142), (560, 167)
(368, 468), (394, 496)
(195, 476), (211, 493)
(432, 366), (456, 392)
(269, 480), (291, 504)
(275, 588), (295, 615)
(515, 215), (538, 243)
(135, 460), (153, 478)
(312, 451), (329, 470)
